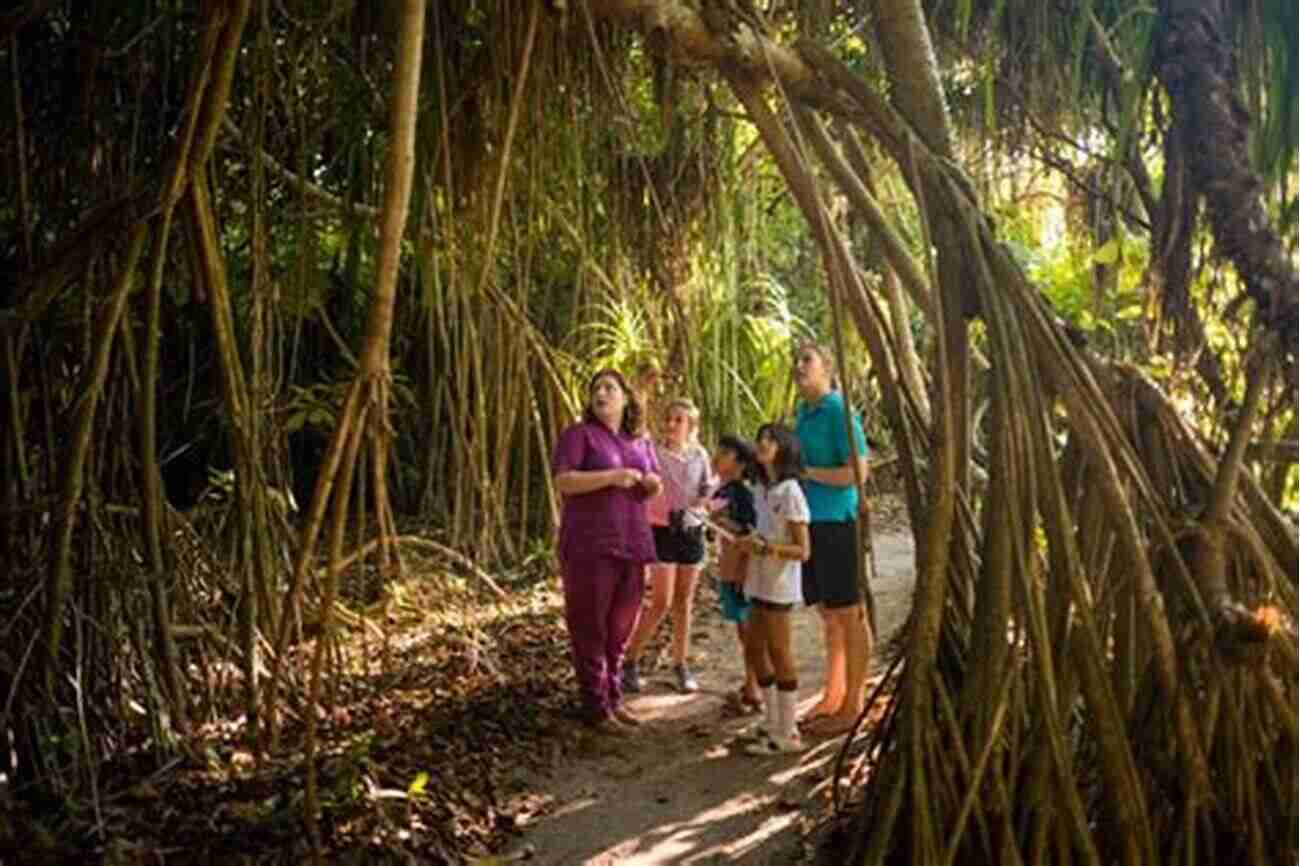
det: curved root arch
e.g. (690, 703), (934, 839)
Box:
(606, 5), (1300, 861)
(834, 164), (1298, 866)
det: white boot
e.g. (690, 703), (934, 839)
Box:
(745, 682), (778, 741)
(745, 684), (805, 755)
(777, 687), (802, 745)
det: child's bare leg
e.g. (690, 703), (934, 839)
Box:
(736, 620), (761, 702)
(808, 604), (872, 735)
(626, 563), (674, 661)
(765, 609), (799, 739)
(669, 565), (701, 665)
(731, 551), (759, 698)
(742, 614), (773, 683)
(767, 610), (797, 684)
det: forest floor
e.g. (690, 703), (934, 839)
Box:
(3, 501), (914, 866)
(511, 518), (916, 866)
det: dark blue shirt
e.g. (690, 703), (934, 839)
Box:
(714, 480), (757, 532)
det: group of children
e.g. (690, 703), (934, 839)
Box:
(635, 398), (812, 756)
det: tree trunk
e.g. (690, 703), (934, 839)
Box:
(1156, 0), (1299, 348)
(868, 0), (954, 161)
(300, 0), (426, 859)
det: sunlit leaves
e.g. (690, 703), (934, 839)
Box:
(1092, 237), (1121, 266)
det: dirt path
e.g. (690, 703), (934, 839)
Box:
(514, 529), (915, 865)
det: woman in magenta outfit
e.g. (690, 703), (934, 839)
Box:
(552, 369), (663, 734)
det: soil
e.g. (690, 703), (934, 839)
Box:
(512, 527), (916, 865)
(0, 509), (913, 866)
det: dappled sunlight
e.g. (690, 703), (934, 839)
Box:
(507, 527), (918, 864)
(6, 1), (1293, 863)
(543, 794), (599, 823)
(522, 740), (822, 866)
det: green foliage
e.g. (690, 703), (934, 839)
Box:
(690, 271), (813, 439)
(284, 384), (345, 435)
(1027, 234), (1141, 333)
(284, 375), (418, 436)
(1252, 0), (1299, 182)
(996, 197), (1148, 355)
(571, 288), (659, 378)
(407, 771), (430, 799)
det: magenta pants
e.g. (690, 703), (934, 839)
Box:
(560, 556), (645, 719)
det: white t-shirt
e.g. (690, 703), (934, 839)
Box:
(744, 478), (810, 605)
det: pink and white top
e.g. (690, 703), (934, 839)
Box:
(646, 441), (714, 527)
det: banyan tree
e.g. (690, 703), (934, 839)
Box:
(1, 1), (1295, 863)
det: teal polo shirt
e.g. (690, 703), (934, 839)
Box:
(795, 390), (868, 522)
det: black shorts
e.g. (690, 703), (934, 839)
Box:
(653, 525), (706, 565)
(801, 520), (861, 609)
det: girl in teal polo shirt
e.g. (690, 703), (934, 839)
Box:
(792, 342), (873, 736)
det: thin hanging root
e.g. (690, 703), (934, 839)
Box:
(813, 103), (1292, 864)
(1101, 359), (1292, 653)
(931, 668), (1003, 865)
(305, 396), (369, 861)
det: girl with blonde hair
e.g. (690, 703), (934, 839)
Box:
(623, 398), (715, 693)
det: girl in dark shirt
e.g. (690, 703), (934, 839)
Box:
(707, 435), (761, 710)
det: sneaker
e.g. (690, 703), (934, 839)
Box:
(622, 660), (642, 694)
(745, 733), (805, 756)
(673, 663), (699, 693)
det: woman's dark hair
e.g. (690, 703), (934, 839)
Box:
(755, 423), (802, 485)
(717, 434), (759, 483)
(581, 368), (644, 436)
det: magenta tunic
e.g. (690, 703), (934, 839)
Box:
(551, 421), (659, 718)
(552, 422), (659, 566)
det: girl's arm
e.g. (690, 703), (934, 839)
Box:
(700, 452), (719, 500)
(689, 450), (717, 507)
(803, 458), (869, 488)
(743, 521), (810, 562)
(712, 514), (744, 534)
(737, 521), (810, 561)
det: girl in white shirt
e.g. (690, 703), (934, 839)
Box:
(736, 423), (811, 754)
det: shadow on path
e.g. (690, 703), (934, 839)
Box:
(515, 529), (916, 865)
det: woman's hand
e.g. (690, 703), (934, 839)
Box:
(638, 472), (663, 497)
(612, 468), (644, 488)
(556, 467), (650, 496)
(712, 515), (742, 534)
